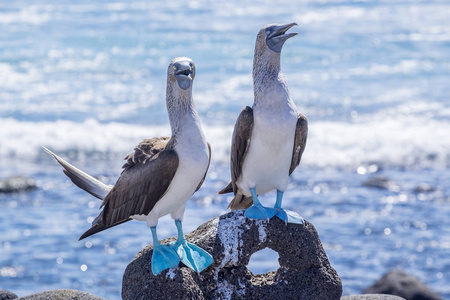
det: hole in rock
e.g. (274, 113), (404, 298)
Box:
(247, 248), (280, 275)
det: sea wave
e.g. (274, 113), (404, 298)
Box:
(1, 111), (448, 170)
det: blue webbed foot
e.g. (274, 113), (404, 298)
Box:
(274, 208), (305, 225)
(151, 244), (180, 275)
(169, 240), (214, 273)
(274, 190), (304, 225)
(170, 219), (213, 272)
(245, 187), (277, 220)
(245, 203), (277, 220)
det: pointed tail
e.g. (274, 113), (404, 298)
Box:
(42, 146), (112, 200)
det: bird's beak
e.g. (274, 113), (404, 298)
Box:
(266, 22), (298, 53)
(174, 61), (194, 90)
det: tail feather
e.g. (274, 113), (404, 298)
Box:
(227, 191), (253, 210)
(43, 146), (112, 200)
(79, 217), (131, 240)
(218, 182), (233, 194)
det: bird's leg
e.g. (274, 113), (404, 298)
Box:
(244, 187), (277, 220)
(273, 190), (304, 225)
(150, 226), (180, 275)
(169, 220), (213, 273)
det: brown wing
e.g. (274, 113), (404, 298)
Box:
(289, 114), (308, 175)
(195, 142), (211, 192)
(79, 138), (178, 240)
(122, 137), (170, 170)
(218, 106), (253, 195)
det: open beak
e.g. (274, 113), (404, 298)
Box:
(266, 22), (298, 53)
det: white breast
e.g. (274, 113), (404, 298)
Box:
(132, 121), (210, 227)
(237, 99), (297, 197)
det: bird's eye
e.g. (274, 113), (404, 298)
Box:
(173, 66), (177, 70)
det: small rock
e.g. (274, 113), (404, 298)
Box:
(19, 289), (106, 300)
(122, 210), (342, 300)
(363, 270), (443, 300)
(0, 289), (18, 300)
(362, 176), (400, 192)
(413, 183), (436, 194)
(0, 176), (37, 193)
(342, 295), (405, 300)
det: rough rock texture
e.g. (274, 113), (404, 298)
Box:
(342, 295), (405, 300)
(0, 176), (37, 193)
(0, 289), (18, 300)
(363, 270), (443, 300)
(19, 289), (106, 300)
(122, 210), (342, 300)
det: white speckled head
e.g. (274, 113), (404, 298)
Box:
(253, 23), (297, 81)
(167, 57), (196, 90)
(255, 23), (297, 55)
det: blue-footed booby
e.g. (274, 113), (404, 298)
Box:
(44, 57), (213, 275)
(219, 23), (308, 224)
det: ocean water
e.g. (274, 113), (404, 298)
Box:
(1, 0), (449, 299)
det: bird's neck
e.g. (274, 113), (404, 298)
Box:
(252, 53), (293, 109)
(166, 88), (206, 146)
(253, 51), (280, 76)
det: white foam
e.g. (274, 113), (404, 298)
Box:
(1, 104), (449, 170)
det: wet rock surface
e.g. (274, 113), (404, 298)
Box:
(19, 289), (106, 300)
(122, 210), (342, 300)
(363, 270), (443, 300)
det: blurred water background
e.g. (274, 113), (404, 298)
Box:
(1, 0), (449, 299)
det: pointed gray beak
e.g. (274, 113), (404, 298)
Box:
(266, 22), (298, 53)
(174, 61), (194, 90)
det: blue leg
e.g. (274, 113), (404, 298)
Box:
(150, 226), (180, 275)
(169, 220), (213, 273)
(244, 188), (277, 220)
(274, 190), (304, 225)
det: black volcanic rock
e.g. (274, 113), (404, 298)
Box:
(0, 289), (18, 300)
(122, 210), (342, 300)
(0, 176), (37, 193)
(362, 176), (400, 192)
(342, 295), (405, 300)
(19, 289), (106, 300)
(363, 270), (443, 300)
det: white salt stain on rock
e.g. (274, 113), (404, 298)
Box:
(165, 268), (176, 280)
(214, 211), (250, 299)
(217, 211), (246, 267)
(255, 219), (267, 243)
(215, 278), (246, 300)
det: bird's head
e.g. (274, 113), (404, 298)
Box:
(256, 22), (298, 55)
(168, 57), (196, 91)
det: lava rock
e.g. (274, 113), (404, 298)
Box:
(413, 183), (436, 194)
(342, 295), (405, 300)
(363, 270), (443, 300)
(0, 176), (37, 193)
(19, 289), (106, 300)
(362, 176), (400, 192)
(122, 210), (342, 300)
(0, 289), (18, 300)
